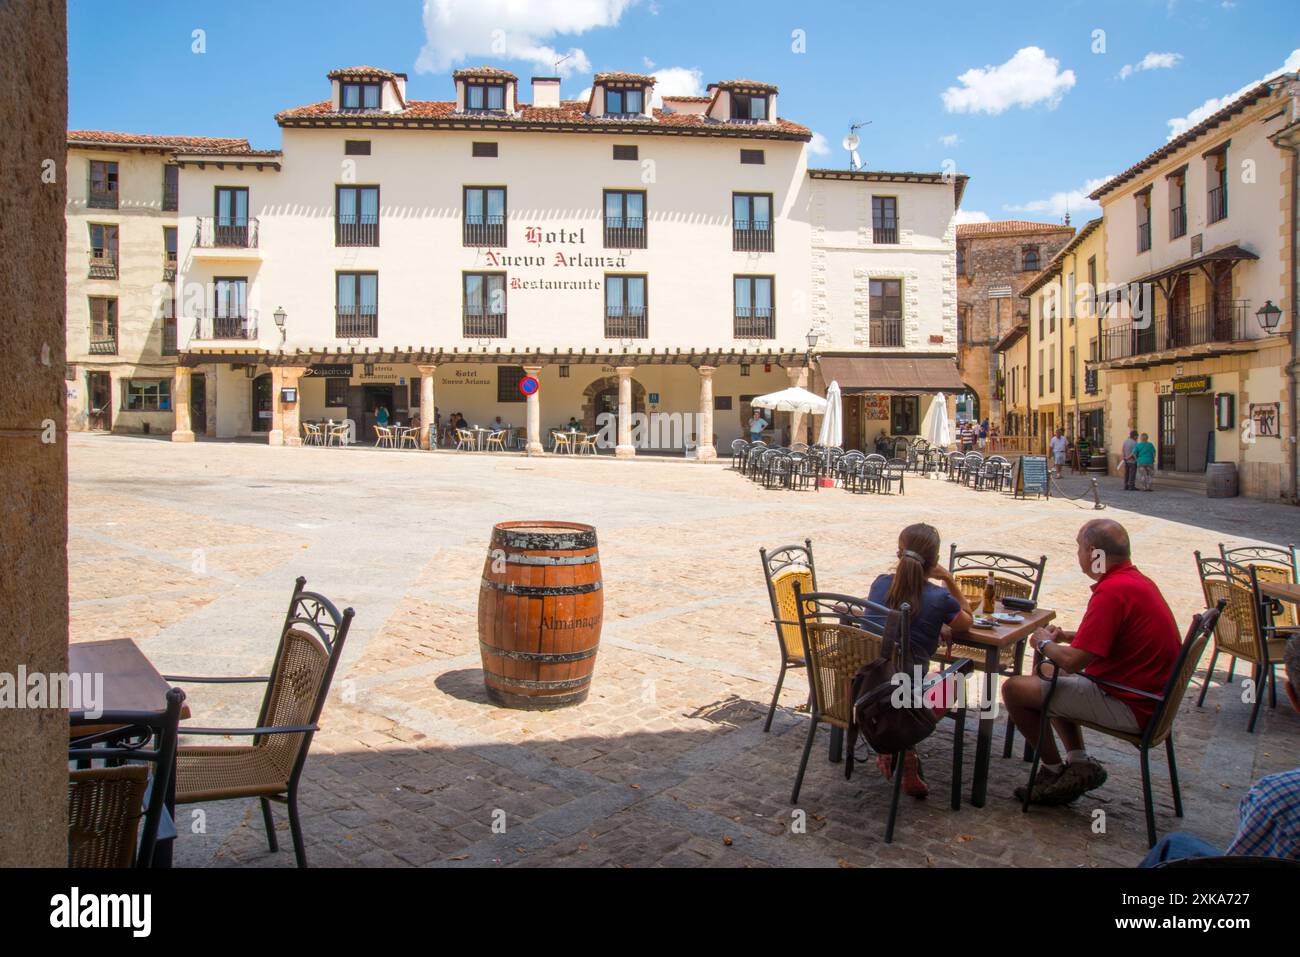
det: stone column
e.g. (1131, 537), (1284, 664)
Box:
(697, 365), (718, 461)
(524, 364), (544, 454)
(786, 365), (809, 445)
(268, 365), (307, 447)
(171, 365), (194, 442)
(418, 364), (437, 449)
(615, 365), (636, 458)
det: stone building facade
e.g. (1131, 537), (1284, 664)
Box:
(956, 220), (1074, 428)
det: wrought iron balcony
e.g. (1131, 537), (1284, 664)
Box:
(163, 183), (178, 212)
(604, 219), (646, 249)
(1208, 186), (1228, 224)
(336, 216), (379, 247)
(192, 309), (259, 341)
(1137, 221), (1151, 252)
(733, 222), (773, 252)
(194, 217), (259, 249)
(88, 331), (118, 355)
(335, 307), (378, 339)
(88, 187), (117, 210)
(734, 307), (775, 339)
(463, 217), (506, 248)
(870, 318), (903, 348)
(1098, 300), (1249, 361)
(162, 317), (178, 356)
(163, 253), (177, 281)
(604, 308), (647, 339)
(88, 251), (118, 279)
(873, 225), (898, 245)
(463, 309), (507, 338)
(1169, 205), (1186, 239)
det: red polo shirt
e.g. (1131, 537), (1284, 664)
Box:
(1070, 561), (1181, 728)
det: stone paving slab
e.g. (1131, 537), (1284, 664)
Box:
(65, 434), (1300, 867)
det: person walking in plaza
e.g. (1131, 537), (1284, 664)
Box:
(1049, 428), (1068, 478)
(861, 523), (973, 799)
(1001, 519), (1181, 806)
(748, 410), (768, 444)
(1134, 432), (1157, 492)
(978, 418), (989, 451)
(1121, 429), (1139, 490)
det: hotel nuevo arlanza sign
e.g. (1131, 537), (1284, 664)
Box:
(483, 227), (629, 292)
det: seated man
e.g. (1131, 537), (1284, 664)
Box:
(1002, 519), (1181, 805)
(1142, 635), (1300, 864)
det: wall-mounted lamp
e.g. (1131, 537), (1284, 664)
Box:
(1256, 300), (1283, 335)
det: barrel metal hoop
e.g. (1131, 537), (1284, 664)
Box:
(500, 552), (600, 566)
(492, 529), (598, 551)
(480, 579), (603, 596)
(487, 675), (591, 690)
(478, 642), (599, 663)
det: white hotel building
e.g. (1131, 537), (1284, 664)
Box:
(152, 65), (968, 455)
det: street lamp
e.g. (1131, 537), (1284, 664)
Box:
(273, 307), (287, 342)
(805, 328), (819, 351)
(1256, 300), (1283, 335)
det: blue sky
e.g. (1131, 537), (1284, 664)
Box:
(69, 0), (1299, 224)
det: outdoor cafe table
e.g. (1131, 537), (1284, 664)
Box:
(1258, 580), (1300, 605)
(950, 603), (1056, 807)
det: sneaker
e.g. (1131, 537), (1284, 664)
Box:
(901, 752), (928, 799)
(1013, 764), (1063, 804)
(1037, 758), (1108, 806)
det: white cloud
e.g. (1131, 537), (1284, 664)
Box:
(648, 66), (703, 106)
(1118, 51), (1182, 80)
(953, 209), (990, 225)
(642, 56), (656, 70)
(416, 0), (636, 78)
(809, 132), (831, 156)
(1165, 48), (1300, 139)
(1004, 175), (1113, 221)
(939, 133), (960, 147)
(942, 46), (1076, 115)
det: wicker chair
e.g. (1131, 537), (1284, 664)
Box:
(67, 687), (186, 868)
(485, 429), (507, 452)
(759, 541), (817, 731)
(1022, 600), (1225, 847)
(579, 432), (600, 455)
(302, 422), (323, 446)
(1194, 554), (1289, 732)
(1220, 543), (1299, 630)
(165, 577), (355, 867)
(791, 587), (974, 843)
(374, 425), (395, 449)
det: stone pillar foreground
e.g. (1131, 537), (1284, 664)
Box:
(524, 364), (543, 454)
(615, 365), (636, 458)
(697, 365), (717, 461)
(267, 366), (307, 446)
(171, 364), (195, 442)
(786, 365), (809, 445)
(418, 364), (437, 449)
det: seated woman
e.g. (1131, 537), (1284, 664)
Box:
(863, 522), (973, 798)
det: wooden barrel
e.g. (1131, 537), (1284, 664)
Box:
(477, 521), (603, 709)
(1207, 461), (1239, 498)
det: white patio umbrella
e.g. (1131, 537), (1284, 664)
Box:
(817, 380), (842, 447)
(749, 386), (828, 414)
(920, 392), (952, 449)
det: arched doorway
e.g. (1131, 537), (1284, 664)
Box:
(581, 374), (646, 440)
(251, 373), (273, 434)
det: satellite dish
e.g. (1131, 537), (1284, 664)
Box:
(841, 133), (859, 152)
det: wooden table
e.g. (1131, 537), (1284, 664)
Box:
(1258, 580), (1300, 605)
(947, 603), (1056, 807)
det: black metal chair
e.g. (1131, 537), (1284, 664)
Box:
(1021, 599), (1225, 847)
(1220, 542), (1299, 633)
(730, 438), (750, 470)
(790, 587), (974, 843)
(68, 687), (186, 868)
(759, 541), (817, 731)
(166, 577), (355, 867)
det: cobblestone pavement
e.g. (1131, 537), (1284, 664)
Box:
(68, 435), (1300, 867)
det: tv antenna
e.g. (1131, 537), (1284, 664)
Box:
(842, 121), (870, 170)
(553, 52), (572, 75)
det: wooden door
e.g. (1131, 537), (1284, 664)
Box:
(87, 372), (111, 431)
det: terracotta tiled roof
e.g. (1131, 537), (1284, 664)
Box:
(452, 66), (518, 81)
(67, 131), (250, 152)
(327, 66), (397, 79)
(275, 99), (811, 139)
(594, 72), (655, 84)
(662, 95), (711, 103)
(1090, 77), (1292, 201)
(956, 220), (1074, 239)
(713, 79), (779, 93)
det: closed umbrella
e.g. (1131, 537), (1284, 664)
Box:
(817, 381), (842, 448)
(921, 392), (951, 449)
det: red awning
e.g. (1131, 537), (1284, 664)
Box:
(817, 355), (964, 394)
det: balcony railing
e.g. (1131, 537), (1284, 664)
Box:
(734, 307), (775, 339)
(162, 318), (178, 356)
(463, 217), (506, 247)
(604, 220), (646, 249)
(1137, 221), (1151, 252)
(194, 217), (259, 249)
(163, 253), (177, 281)
(88, 330), (118, 355)
(88, 188), (117, 210)
(162, 183), (178, 212)
(1208, 186), (1228, 223)
(336, 217), (379, 247)
(733, 223), (774, 252)
(873, 225), (898, 245)
(88, 251), (118, 279)
(1099, 300), (1250, 361)
(335, 308), (378, 339)
(604, 308), (647, 339)
(870, 318), (903, 348)
(463, 310), (507, 338)
(1169, 206), (1186, 239)
(192, 310), (259, 341)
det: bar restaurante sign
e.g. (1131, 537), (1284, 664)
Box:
(1172, 375), (1211, 394)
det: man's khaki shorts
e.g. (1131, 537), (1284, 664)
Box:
(1040, 674), (1139, 733)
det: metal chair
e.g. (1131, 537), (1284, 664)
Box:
(485, 429), (507, 452)
(1220, 543), (1299, 630)
(759, 541), (817, 731)
(947, 451), (965, 482)
(962, 452), (984, 487)
(398, 426), (420, 449)
(1194, 554), (1288, 732)
(730, 439), (751, 470)
(1022, 600), (1225, 847)
(374, 425), (395, 449)
(68, 687), (186, 868)
(166, 577), (355, 867)
(302, 422), (323, 446)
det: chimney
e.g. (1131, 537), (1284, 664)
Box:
(531, 77), (561, 109)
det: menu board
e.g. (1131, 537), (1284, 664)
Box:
(1015, 455), (1050, 499)
(862, 394), (891, 420)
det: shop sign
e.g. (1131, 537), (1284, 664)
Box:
(1172, 375), (1211, 394)
(439, 369), (491, 388)
(305, 364), (353, 378)
(1250, 402), (1280, 438)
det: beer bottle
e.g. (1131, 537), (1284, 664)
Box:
(981, 572), (996, 615)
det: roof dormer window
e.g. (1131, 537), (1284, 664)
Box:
(731, 92), (768, 122)
(466, 82), (506, 112)
(605, 87), (645, 117)
(341, 81), (382, 112)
